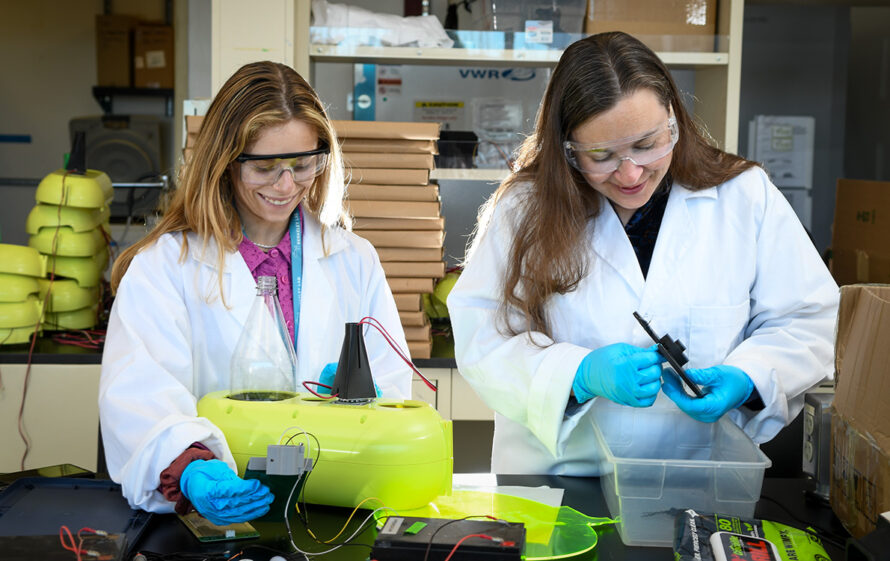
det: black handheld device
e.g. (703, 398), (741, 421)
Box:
(633, 311), (704, 398)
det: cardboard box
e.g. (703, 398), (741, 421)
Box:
(333, 120), (440, 141)
(382, 261), (446, 278)
(134, 24), (174, 89)
(398, 310), (429, 327)
(185, 115), (203, 147)
(344, 152), (435, 170)
(388, 277), (435, 294)
(353, 217), (444, 231)
(584, 0), (717, 53)
(96, 14), (138, 87)
(347, 184), (440, 202)
(355, 230), (444, 248)
(830, 179), (890, 286)
(347, 168), (430, 186)
(341, 138), (438, 154)
(403, 324), (432, 341)
(393, 293), (423, 312)
(376, 247), (444, 262)
(830, 284), (890, 538)
(408, 340), (432, 359)
(347, 200), (441, 219)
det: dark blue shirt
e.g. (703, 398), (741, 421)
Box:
(622, 179), (671, 279)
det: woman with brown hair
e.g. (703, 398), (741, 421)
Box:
(99, 61), (411, 520)
(447, 32), (838, 475)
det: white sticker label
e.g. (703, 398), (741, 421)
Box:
(525, 20), (553, 44)
(380, 516), (403, 535)
(145, 50), (167, 69)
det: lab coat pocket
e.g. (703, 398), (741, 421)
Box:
(687, 301), (750, 368)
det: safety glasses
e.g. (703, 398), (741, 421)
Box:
(564, 117), (679, 175)
(234, 143), (330, 186)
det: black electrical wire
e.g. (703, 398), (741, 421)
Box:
(757, 494), (848, 550)
(420, 515), (506, 561)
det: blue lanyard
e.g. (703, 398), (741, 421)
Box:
(289, 206), (303, 348)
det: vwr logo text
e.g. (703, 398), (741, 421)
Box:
(458, 68), (537, 81)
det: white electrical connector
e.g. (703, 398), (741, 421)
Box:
(267, 443), (306, 475)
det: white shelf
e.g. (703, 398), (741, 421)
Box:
(310, 44), (729, 68)
(430, 168), (509, 182)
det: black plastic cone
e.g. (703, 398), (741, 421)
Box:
(66, 131), (87, 175)
(332, 322), (376, 401)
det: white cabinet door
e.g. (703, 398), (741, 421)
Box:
(413, 367), (452, 418)
(451, 369), (494, 421)
(0, 364), (100, 473)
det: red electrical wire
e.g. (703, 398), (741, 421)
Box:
(19, 173), (71, 471)
(59, 525), (84, 561)
(302, 380), (337, 399)
(442, 533), (497, 561)
(358, 316), (437, 392)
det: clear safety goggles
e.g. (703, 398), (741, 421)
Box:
(234, 143), (330, 186)
(564, 117), (679, 175)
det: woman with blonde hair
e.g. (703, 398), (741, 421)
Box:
(447, 32), (838, 475)
(100, 61), (410, 521)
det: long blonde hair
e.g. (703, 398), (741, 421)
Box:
(110, 61), (349, 294)
(473, 32), (756, 339)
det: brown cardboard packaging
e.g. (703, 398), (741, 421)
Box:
(348, 200), (441, 219)
(408, 340), (432, 359)
(398, 310), (428, 327)
(185, 115), (203, 147)
(393, 293), (423, 313)
(333, 120), (440, 141)
(388, 277), (435, 294)
(381, 261), (446, 279)
(347, 184), (440, 202)
(96, 14), (138, 86)
(830, 284), (890, 538)
(404, 324), (432, 341)
(830, 179), (890, 286)
(376, 247), (444, 262)
(347, 168), (430, 186)
(355, 230), (444, 249)
(344, 152), (435, 169)
(134, 24), (174, 88)
(341, 138), (438, 154)
(353, 217), (444, 231)
(584, 0), (717, 53)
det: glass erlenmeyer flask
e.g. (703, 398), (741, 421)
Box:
(229, 275), (297, 401)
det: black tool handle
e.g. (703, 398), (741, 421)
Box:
(632, 312), (704, 398)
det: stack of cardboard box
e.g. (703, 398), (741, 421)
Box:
(333, 120), (444, 360)
(180, 116), (445, 358)
(95, 14), (174, 89)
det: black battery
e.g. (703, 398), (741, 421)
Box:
(372, 516), (525, 561)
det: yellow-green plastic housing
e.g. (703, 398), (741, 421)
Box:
(197, 391), (453, 510)
(35, 169), (113, 209)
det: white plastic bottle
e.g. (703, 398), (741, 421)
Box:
(229, 275), (297, 401)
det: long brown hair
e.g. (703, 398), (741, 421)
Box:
(110, 61), (349, 295)
(473, 31), (757, 339)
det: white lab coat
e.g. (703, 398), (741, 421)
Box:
(99, 210), (412, 512)
(447, 167), (839, 475)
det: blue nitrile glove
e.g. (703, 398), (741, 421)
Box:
(662, 365), (755, 423)
(179, 459), (274, 526)
(319, 362), (380, 396)
(572, 343), (663, 407)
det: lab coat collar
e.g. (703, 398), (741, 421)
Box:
(591, 182), (712, 300)
(186, 210), (351, 274)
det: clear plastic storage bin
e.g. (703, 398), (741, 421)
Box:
(590, 397), (771, 547)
